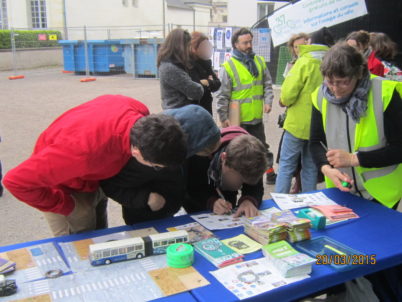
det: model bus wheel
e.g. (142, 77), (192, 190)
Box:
(105, 259), (111, 265)
(136, 253), (143, 259)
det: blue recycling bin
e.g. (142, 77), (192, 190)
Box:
(59, 40), (125, 74)
(121, 39), (162, 78)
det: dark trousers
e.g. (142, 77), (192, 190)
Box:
(241, 122), (274, 168)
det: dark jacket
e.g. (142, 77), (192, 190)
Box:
(184, 126), (264, 213)
(101, 105), (221, 225)
(189, 59), (221, 114)
(159, 60), (204, 110)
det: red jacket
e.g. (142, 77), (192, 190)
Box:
(3, 95), (149, 215)
(368, 51), (385, 77)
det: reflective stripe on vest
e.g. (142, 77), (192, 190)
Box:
(223, 56), (265, 123)
(314, 77), (402, 208)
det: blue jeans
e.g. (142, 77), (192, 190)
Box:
(275, 131), (318, 193)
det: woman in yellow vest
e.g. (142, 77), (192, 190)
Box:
(310, 42), (402, 209)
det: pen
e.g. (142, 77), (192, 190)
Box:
(216, 187), (232, 215)
(320, 141), (328, 152)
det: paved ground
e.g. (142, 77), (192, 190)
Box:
(0, 67), (286, 246)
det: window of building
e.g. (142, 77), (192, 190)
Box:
(30, 0), (47, 29)
(0, 0), (8, 29)
(257, 2), (275, 20)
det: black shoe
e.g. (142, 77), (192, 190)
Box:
(0, 185), (3, 197)
(266, 172), (277, 185)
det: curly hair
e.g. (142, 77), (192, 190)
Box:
(225, 135), (268, 185)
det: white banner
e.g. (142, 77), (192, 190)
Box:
(268, 0), (368, 47)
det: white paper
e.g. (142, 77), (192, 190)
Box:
(225, 27), (232, 48)
(224, 52), (232, 62)
(191, 213), (245, 230)
(270, 192), (337, 210)
(209, 27), (216, 47)
(213, 51), (221, 70)
(210, 257), (309, 300)
(216, 29), (224, 50)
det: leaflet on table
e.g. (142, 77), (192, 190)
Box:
(270, 192), (337, 210)
(190, 207), (281, 231)
(167, 222), (215, 243)
(210, 257), (309, 300)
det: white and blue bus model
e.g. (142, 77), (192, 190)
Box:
(147, 230), (189, 255)
(89, 230), (189, 266)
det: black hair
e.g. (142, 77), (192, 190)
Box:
(231, 28), (253, 49)
(130, 114), (187, 167)
(310, 27), (335, 47)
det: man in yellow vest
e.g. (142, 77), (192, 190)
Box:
(310, 42), (402, 209)
(216, 28), (276, 184)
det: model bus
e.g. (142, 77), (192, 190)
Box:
(89, 230), (189, 266)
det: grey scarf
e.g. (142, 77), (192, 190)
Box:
(232, 48), (259, 78)
(321, 73), (371, 123)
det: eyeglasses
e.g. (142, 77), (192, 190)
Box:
(325, 78), (353, 88)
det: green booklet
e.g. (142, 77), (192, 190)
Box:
(193, 238), (244, 268)
(262, 240), (315, 277)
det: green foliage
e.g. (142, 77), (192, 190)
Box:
(0, 30), (62, 49)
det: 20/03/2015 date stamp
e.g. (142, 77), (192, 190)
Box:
(316, 254), (377, 265)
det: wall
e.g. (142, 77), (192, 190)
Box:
(0, 48), (62, 71)
(227, 0), (256, 27)
(7, 0), (29, 28)
(227, 0), (287, 27)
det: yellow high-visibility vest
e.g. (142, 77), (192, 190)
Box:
(223, 56), (266, 124)
(312, 76), (402, 208)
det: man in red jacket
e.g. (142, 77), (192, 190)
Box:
(3, 95), (187, 236)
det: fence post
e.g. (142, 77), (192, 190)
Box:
(8, 28), (25, 80)
(80, 25), (96, 82)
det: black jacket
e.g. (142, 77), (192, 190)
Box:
(101, 160), (184, 225)
(189, 59), (221, 114)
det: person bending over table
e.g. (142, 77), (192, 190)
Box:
(309, 42), (402, 210)
(101, 105), (221, 225)
(3, 95), (187, 236)
(184, 126), (268, 218)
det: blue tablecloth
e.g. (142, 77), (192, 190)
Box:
(2, 188), (402, 302)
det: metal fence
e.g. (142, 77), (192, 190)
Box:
(1, 24), (281, 83)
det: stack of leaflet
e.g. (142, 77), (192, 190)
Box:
(312, 205), (359, 222)
(271, 210), (312, 243)
(244, 210), (311, 245)
(244, 215), (288, 245)
(262, 240), (316, 278)
(193, 238), (244, 268)
(0, 257), (16, 274)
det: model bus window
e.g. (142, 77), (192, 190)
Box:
(103, 250), (111, 257)
(119, 248), (126, 254)
(94, 252), (102, 259)
(168, 239), (175, 244)
(162, 240), (168, 245)
(111, 249), (118, 256)
(154, 241), (161, 247)
(127, 246), (135, 253)
(135, 244), (142, 251)
(177, 238), (183, 243)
